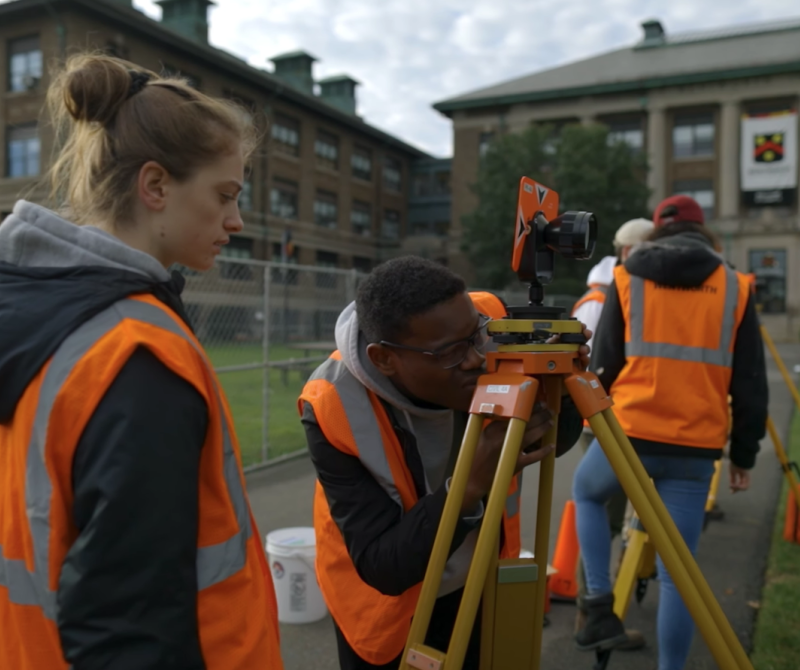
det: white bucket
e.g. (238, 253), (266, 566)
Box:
(265, 527), (328, 624)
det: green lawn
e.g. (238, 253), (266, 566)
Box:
(751, 410), (800, 670)
(206, 344), (329, 467)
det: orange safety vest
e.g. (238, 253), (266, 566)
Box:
(611, 265), (750, 449)
(298, 291), (520, 665)
(0, 294), (283, 670)
(571, 284), (608, 316)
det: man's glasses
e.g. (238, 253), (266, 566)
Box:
(380, 314), (492, 369)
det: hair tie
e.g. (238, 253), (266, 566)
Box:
(127, 71), (152, 99)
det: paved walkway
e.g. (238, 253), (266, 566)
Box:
(247, 343), (799, 670)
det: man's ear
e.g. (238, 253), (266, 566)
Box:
(366, 343), (397, 376)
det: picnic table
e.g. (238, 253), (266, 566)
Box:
(275, 341), (336, 385)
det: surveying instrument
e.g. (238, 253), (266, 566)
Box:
(400, 177), (755, 670)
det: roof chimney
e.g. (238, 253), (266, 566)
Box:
(157, 0), (214, 43)
(318, 75), (359, 116)
(270, 51), (317, 96)
(640, 19), (666, 47)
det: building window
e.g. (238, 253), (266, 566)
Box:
(316, 250), (338, 289)
(351, 145), (372, 181)
(606, 118), (644, 152)
(315, 130), (339, 171)
(219, 236), (254, 280)
(7, 124), (40, 178)
(351, 200), (372, 237)
(749, 249), (786, 314)
(410, 220), (449, 236)
(9, 36), (42, 92)
(383, 156), (402, 192)
(270, 178), (299, 220)
(314, 190), (338, 228)
(672, 179), (715, 221)
(239, 177), (253, 212)
(161, 63), (201, 89)
(271, 241), (299, 285)
(478, 132), (495, 158)
(354, 256), (373, 274)
(271, 114), (300, 157)
(672, 113), (715, 158)
(412, 170), (451, 196)
(382, 209), (401, 240)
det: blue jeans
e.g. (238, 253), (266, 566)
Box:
(573, 439), (715, 670)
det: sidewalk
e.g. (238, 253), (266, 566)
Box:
(247, 343), (799, 670)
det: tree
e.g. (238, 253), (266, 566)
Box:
(461, 123), (650, 295)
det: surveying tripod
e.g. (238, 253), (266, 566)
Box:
(399, 177), (754, 670)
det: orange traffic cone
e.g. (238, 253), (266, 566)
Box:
(549, 500), (580, 601)
(784, 486), (800, 544)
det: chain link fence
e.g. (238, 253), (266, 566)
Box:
(181, 258), (578, 469)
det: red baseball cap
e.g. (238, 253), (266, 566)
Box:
(653, 195), (705, 227)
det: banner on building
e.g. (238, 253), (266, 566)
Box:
(740, 110), (797, 206)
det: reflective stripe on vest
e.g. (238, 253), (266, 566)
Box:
(0, 299), (250, 621)
(307, 356), (404, 508)
(625, 266), (739, 367)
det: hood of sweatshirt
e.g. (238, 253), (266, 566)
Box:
(0, 200), (187, 423)
(585, 256), (617, 288)
(623, 231), (723, 287)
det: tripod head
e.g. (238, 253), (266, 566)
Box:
(510, 177), (597, 319)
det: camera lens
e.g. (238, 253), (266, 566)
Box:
(543, 211), (597, 259)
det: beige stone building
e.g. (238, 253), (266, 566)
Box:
(0, 0), (439, 276)
(435, 17), (800, 340)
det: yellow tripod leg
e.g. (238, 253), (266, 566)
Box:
(766, 416), (800, 514)
(401, 414), (484, 670)
(761, 325), (800, 411)
(705, 460), (723, 515)
(612, 520), (648, 620)
(596, 410), (751, 670)
(445, 417), (530, 670)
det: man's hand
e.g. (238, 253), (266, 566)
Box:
(729, 464), (750, 493)
(462, 404), (554, 515)
(546, 322), (592, 370)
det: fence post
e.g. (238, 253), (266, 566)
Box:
(261, 264), (271, 463)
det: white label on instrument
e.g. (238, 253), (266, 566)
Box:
(487, 385), (511, 393)
(590, 380), (599, 389)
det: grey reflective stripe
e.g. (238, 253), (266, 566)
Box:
(505, 480), (521, 518)
(5, 299), (249, 622)
(311, 357), (404, 508)
(626, 270), (739, 368)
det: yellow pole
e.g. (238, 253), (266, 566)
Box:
(761, 324), (800, 412)
(766, 416), (800, 514)
(600, 410), (753, 670)
(705, 460), (723, 514)
(401, 413), (484, 669)
(446, 418), (529, 670)
(529, 378), (560, 670)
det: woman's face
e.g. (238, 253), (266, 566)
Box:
(157, 148), (245, 271)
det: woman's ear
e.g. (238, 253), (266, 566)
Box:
(137, 160), (170, 212)
(366, 343), (396, 376)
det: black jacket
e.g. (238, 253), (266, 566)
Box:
(303, 395), (583, 597)
(0, 262), (208, 669)
(589, 233), (768, 468)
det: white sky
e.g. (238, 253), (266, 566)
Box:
(6, 0), (800, 156)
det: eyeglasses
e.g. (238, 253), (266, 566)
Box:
(380, 314), (492, 369)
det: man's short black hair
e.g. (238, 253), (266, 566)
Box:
(357, 256), (467, 343)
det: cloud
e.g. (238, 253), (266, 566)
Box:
(2, 0), (797, 155)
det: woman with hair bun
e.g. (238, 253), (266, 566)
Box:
(0, 54), (284, 669)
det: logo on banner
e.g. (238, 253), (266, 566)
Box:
(754, 132), (784, 163)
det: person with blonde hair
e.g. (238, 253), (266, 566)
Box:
(0, 54), (284, 669)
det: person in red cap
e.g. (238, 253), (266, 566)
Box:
(572, 193), (768, 669)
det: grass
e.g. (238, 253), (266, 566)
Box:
(750, 410), (800, 670)
(206, 344), (329, 467)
